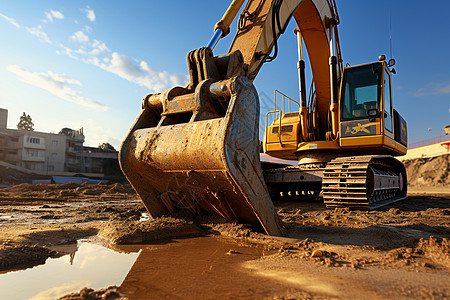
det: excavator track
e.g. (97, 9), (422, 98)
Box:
(322, 155), (407, 210)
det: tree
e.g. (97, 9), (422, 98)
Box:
(59, 127), (74, 136)
(98, 142), (116, 152)
(17, 112), (34, 131)
(102, 158), (121, 176)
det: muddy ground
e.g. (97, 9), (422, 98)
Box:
(0, 155), (449, 299)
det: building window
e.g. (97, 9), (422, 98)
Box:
(51, 153), (58, 159)
(26, 163), (36, 170)
(26, 150), (39, 157)
(52, 140), (58, 147)
(27, 137), (40, 144)
(48, 165), (55, 171)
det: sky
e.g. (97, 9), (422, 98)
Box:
(0, 0), (449, 150)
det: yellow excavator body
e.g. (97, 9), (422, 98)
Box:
(265, 61), (407, 158)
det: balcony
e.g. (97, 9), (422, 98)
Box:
(23, 141), (46, 150)
(22, 155), (45, 162)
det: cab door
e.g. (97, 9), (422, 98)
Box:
(383, 68), (394, 139)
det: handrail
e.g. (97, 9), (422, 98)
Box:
(265, 110), (283, 147)
(273, 89), (300, 115)
(265, 90), (299, 147)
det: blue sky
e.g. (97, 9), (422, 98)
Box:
(0, 1), (449, 150)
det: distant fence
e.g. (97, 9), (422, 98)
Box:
(408, 135), (449, 149)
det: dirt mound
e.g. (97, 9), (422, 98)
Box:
(57, 286), (125, 300)
(416, 236), (450, 267)
(99, 216), (203, 244)
(385, 236), (450, 270)
(200, 215), (256, 238)
(404, 154), (450, 187)
(105, 183), (135, 194)
(0, 182), (137, 203)
(0, 244), (53, 271)
(0, 164), (52, 185)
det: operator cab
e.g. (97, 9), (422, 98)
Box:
(340, 63), (380, 121)
(339, 58), (407, 155)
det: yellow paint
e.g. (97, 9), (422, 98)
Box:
(340, 135), (383, 148)
(214, 0), (245, 34)
(340, 135), (407, 156)
(297, 140), (340, 151)
(347, 122), (377, 135)
(265, 141), (299, 160)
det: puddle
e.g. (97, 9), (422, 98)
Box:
(114, 236), (287, 299)
(0, 240), (140, 300)
(0, 236), (286, 299)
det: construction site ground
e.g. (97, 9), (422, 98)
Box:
(0, 154), (449, 299)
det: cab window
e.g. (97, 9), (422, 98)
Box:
(341, 64), (380, 121)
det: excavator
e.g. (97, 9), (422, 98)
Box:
(119, 0), (408, 236)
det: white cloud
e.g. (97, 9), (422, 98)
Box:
(412, 82), (450, 97)
(90, 39), (110, 56)
(71, 26), (92, 43)
(51, 21), (187, 92)
(30, 281), (92, 300)
(84, 119), (122, 149)
(412, 88), (426, 97)
(71, 30), (89, 43)
(26, 25), (51, 43)
(44, 9), (64, 23)
(84, 25), (92, 33)
(2, 7), (187, 105)
(7, 65), (108, 111)
(82, 6), (96, 22)
(93, 52), (189, 92)
(0, 13), (20, 28)
(436, 83), (450, 94)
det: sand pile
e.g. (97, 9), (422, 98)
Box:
(99, 216), (203, 244)
(0, 165), (48, 185)
(403, 154), (449, 187)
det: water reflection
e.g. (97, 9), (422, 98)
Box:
(139, 212), (150, 222)
(51, 242), (79, 265)
(0, 241), (140, 300)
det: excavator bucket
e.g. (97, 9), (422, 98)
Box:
(119, 50), (282, 236)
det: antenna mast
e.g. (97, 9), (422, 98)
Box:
(389, 11), (393, 59)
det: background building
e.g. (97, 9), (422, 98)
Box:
(81, 146), (119, 174)
(0, 108), (118, 177)
(60, 128), (85, 172)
